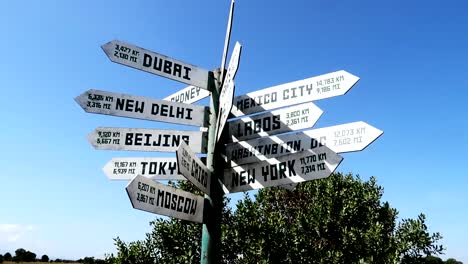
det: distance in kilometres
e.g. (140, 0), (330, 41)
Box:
(76, 89), (208, 127)
(223, 146), (343, 193)
(103, 157), (185, 181)
(231, 70), (359, 117)
(126, 175), (204, 223)
(225, 121), (383, 167)
(227, 102), (322, 142)
(102, 40), (210, 89)
(88, 127), (207, 153)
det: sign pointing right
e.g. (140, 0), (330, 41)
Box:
(225, 121), (383, 167)
(223, 145), (343, 193)
(231, 70), (359, 117)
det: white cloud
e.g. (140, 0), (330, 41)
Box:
(0, 224), (34, 243)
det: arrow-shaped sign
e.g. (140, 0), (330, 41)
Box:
(126, 175), (204, 223)
(176, 141), (212, 196)
(164, 85), (210, 104)
(215, 41), (242, 142)
(76, 89), (208, 127)
(103, 157), (185, 181)
(102, 40), (210, 89)
(227, 102), (322, 142)
(223, 146), (343, 193)
(88, 127), (207, 153)
(231, 70), (359, 117)
(225, 121), (382, 167)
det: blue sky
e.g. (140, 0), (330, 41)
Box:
(0, 0), (467, 261)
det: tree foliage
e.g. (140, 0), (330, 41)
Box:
(41, 254), (49, 262)
(108, 173), (447, 263)
(3, 253), (12, 262)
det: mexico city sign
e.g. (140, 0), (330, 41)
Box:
(231, 70), (359, 117)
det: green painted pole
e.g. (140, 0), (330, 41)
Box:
(201, 69), (223, 264)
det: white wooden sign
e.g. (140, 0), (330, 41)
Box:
(126, 175), (204, 223)
(164, 85), (210, 104)
(102, 40), (210, 89)
(231, 70), (359, 117)
(87, 127), (207, 153)
(176, 141), (212, 195)
(225, 121), (383, 167)
(76, 89), (208, 127)
(215, 42), (242, 142)
(227, 102), (322, 142)
(103, 157), (185, 180)
(223, 146), (343, 193)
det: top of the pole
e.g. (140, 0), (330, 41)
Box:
(219, 0), (235, 86)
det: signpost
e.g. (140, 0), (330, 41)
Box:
(223, 146), (343, 193)
(87, 127), (207, 153)
(126, 175), (205, 223)
(164, 85), (210, 104)
(225, 121), (383, 167)
(215, 42), (242, 142)
(176, 141), (212, 195)
(76, 89), (208, 127)
(102, 40), (211, 89)
(230, 70), (359, 117)
(103, 157), (185, 180)
(227, 102), (322, 142)
(77, 2), (383, 263)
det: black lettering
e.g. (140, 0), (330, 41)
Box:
(177, 196), (184, 212)
(287, 160), (296, 176)
(143, 53), (152, 67)
(190, 199), (197, 215)
(141, 162), (148, 174)
(134, 133), (143, 146)
(272, 115), (281, 129)
(125, 133), (133, 145)
(184, 198), (191, 214)
(164, 192), (171, 209)
(153, 57), (162, 71)
(163, 60), (172, 74)
(151, 104), (159, 115)
(183, 66), (191, 80)
(173, 63), (182, 77)
(157, 190), (164, 207)
(171, 193), (177, 210)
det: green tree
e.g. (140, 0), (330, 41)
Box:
(445, 258), (463, 264)
(0, 254), (4, 263)
(41, 255), (49, 262)
(3, 253), (12, 261)
(108, 173), (444, 263)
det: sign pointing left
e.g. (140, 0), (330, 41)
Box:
(126, 175), (204, 223)
(102, 40), (210, 89)
(75, 89), (208, 127)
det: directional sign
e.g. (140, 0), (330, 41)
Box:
(223, 146), (343, 193)
(76, 89), (208, 127)
(103, 157), (185, 180)
(88, 127), (207, 153)
(126, 175), (204, 223)
(227, 102), (322, 142)
(102, 40), (210, 89)
(225, 121), (383, 167)
(215, 42), (242, 142)
(176, 141), (212, 195)
(164, 85), (210, 104)
(231, 70), (359, 117)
